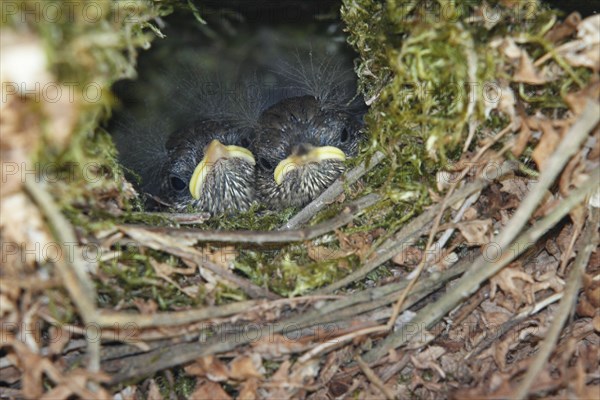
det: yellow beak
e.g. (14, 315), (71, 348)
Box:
(274, 146), (346, 185)
(189, 139), (255, 200)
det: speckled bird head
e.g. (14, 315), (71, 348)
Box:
(255, 95), (363, 208)
(159, 120), (256, 214)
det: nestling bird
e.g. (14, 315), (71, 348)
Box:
(111, 64), (263, 215)
(255, 94), (363, 209)
(111, 113), (257, 215)
(159, 120), (256, 214)
(254, 53), (365, 209)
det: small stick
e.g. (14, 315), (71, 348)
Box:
(356, 355), (395, 400)
(24, 180), (101, 374)
(119, 193), (380, 244)
(132, 211), (211, 225)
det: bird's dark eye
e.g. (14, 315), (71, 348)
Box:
(340, 128), (349, 143)
(169, 175), (187, 192)
(258, 157), (274, 170)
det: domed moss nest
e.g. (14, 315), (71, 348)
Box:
(2, 1), (598, 398)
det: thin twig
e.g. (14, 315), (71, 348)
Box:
(514, 207), (599, 400)
(24, 179), (100, 373)
(119, 193), (380, 244)
(131, 211), (211, 225)
(428, 192), (479, 263)
(281, 151), (386, 230)
(356, 355), (395, 400)
(94, 300), (258, 328)
(297, 326), (388, 364)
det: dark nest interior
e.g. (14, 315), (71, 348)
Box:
(1, 1), (599, 399)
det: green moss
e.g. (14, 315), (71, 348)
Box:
(233, 244), (358, 296)
(344, 0), (555, 165)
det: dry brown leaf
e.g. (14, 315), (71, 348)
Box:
(149, 258), (192, 297)
(544, 12), (581, 43)
(512, 111), (532, 157)
(559, 148), (586, 196)
(237, 377), (259, 400)
(531, 272), (564, 295)
(132, 298), (158, 314)
(564, 80), (600, 114)
(490, 265), (534, 307)
(185, 355), (229, 382)
(530, 189), (557, 219)
(491, 337), (513, 371)
(513, 50), (547, 84)
(263, 360), (292, 400)
(147, 379), (163, 400)
(498, 37), (521, 60)
(583, 272), (600, 307)
(500, 176), (529, 201)
(577, 273), (600, 318)
(229, 354), (264, 380)
(410, 346), (447, 378)
(326, 375), (354, 398)
(562, 14), (600, 71)
(307, 244), (353, 262)
(463, 206), (479, 220)
(457, 219), (492, 245)
(251, 334), (308, 359)
(189, 379), (232, 400)
(337, 229), (379, 261)
(532, 120), (561, 169)
(593, 314), (600, 332)
(288, 359), (320, 394)
(392, 246), (422, 267)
